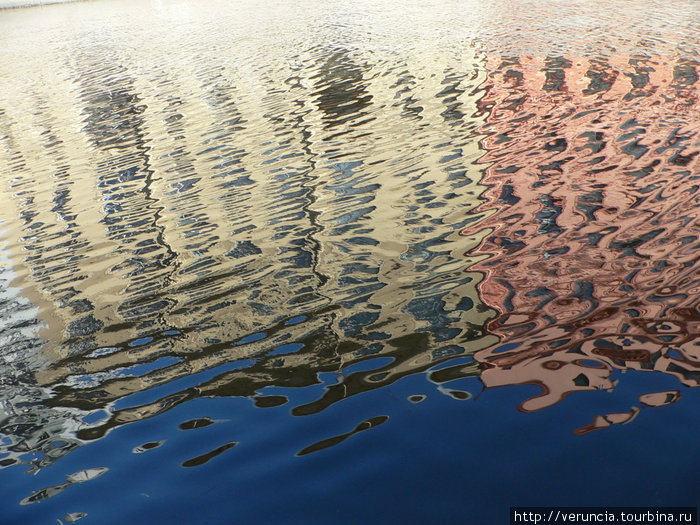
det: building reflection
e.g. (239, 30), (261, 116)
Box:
(0, 38), (496, 469)
(1, 4), (698, 477)
(464, 53), (700, 432)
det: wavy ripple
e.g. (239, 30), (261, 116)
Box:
(464, 53), (700, 431)
(0, 0), (697, 486)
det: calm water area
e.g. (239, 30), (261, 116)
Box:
(0, 0), (698, 523)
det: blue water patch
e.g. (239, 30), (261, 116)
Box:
(268, 343), (304, 356)
(235, 332), (267, 345)
(492, 342), (520, 353)
(81, 410), (109, 424)
(129, 337), (154, 347)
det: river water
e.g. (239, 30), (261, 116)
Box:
(0, 0), (698, 523)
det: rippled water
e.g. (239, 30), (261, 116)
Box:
(0, 0), (698, 523)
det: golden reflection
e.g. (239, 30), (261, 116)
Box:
(0, 3), (497, 469)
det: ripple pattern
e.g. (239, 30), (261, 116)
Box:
(0, 0), (698, 481)
(0, 0), (498, 470)
(465, 53), (700, 429)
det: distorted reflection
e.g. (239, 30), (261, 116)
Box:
(20, 467), (107, 506)
(0, 30), (495, 474)
(0, 0), (698, 501)
(465, 54), (700, 432)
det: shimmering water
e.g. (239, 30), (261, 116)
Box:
(0, 0), (698, 523)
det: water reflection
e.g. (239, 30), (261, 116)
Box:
(465, 53), (700, 432)
(0, 0), (698, 502)
(0, 7), (497, 474)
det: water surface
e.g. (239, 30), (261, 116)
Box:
(0, 0), (698, 523)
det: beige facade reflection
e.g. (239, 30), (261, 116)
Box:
(0, 15), (496, 467)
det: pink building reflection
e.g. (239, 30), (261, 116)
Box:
(464, 54), (699, 432)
